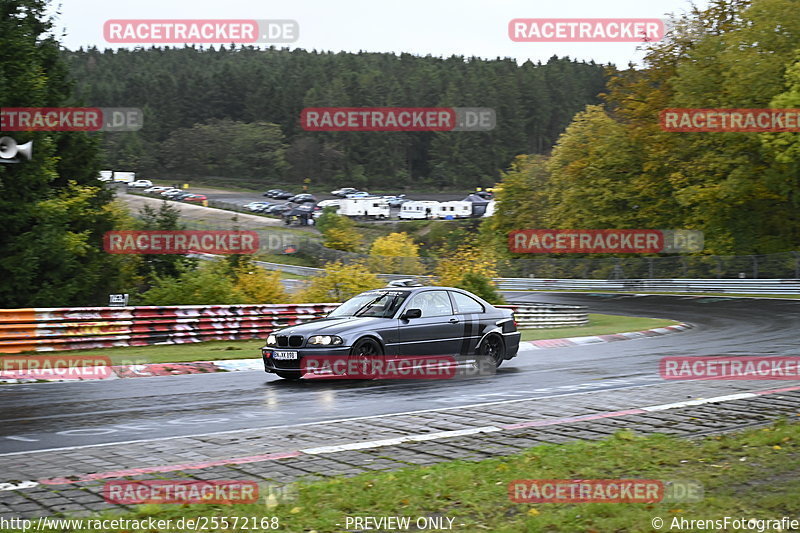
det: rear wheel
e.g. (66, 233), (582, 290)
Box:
(479, 334), (505, 368)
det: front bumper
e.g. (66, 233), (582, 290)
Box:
(262, 346), (352, 373)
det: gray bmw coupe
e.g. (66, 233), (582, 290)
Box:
(261, 286), (520, 380)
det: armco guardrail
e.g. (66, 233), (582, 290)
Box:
(495, 278), (800, 294)
(499, 304), (588, 328)
(0, 303), (583, 353)
(0, 304), (338, 354)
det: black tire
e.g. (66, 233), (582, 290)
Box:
(348, 337), (384, 378)
(274, 370), (302, 380)
(479, 334), (506, 368)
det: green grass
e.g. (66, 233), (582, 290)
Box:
(519, 313), (679, 341)
(7, 340), (267, 366)
(14, 421), (800, 532)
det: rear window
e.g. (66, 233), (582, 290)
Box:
(451, 291), (484, 314)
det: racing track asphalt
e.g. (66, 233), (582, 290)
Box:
(1, 293), (798, 454)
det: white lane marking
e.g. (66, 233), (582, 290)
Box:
(3, 386), (798, 488)
(0, 481), (38, 491)
(640, 393), (758, 412)
(301, 426), (502, 454)
(0, 381), (670, 457)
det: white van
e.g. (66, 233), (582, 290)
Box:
(398, 201), (440, 220)
(98, 170), (113, 182)
(112, 171), (136, 183)
(338, 198), (390, 219)
(437, 201), (473, 219)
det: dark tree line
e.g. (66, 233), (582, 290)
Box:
(64, 46), (609, 189)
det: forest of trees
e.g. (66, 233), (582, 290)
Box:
(4, 0), (799, 307)
(485, 0), (800, 256)
(63, 47), (609, 189)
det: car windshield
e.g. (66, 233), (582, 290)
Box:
(328, 291), (410, 318)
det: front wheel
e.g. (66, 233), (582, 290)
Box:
(348, 337), (384, 378)
(479, 334), (505, 368)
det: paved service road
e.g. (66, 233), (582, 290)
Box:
(2, 293), (798, 454)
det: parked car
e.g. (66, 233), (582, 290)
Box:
(128, 179), (153, 188)
(384, 194), (409, 208)
(182, 194), (208, 203)
(288, 193), (317, 204)
(171, 192), (193, 201)
(331, 187), (358, 197)
(265, 189), (294, 199)
(245, 201), (273, 212)
(317, 199), (342, 208)
(161, 189), (184, 198)
(260, 286), (520, 380)
(143, 186), (172, 194)
(283, 203), (316, 225)
(345, 191), (371, 198)
(267, 202), (294, 215)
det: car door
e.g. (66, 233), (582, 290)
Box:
(397, 290), (462, 357)
(448, 290), (487, 355)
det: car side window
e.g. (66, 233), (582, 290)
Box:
(451, 292), (485, 314)
(407, 291), (453, 317)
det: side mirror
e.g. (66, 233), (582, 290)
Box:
(402, 308), (422, 319)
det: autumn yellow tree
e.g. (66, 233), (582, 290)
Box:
(295, 261), (383, 303)
(231, 261), (288, 303)
(368, 232), (426, 274)
(434, 244), (504, 303)
(315, 208), (363, 252)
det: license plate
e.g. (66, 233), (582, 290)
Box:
(272, 351), (298, 360)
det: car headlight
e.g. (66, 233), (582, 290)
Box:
(266, 334), (277, 346)
(308, 335), (343, 346)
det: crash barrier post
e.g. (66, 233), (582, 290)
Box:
(494, 278), (800, 295)
(0, 303), (338, 354)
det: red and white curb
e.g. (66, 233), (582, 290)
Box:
(2, 384), (798, 491)
(0, 324), (692, 384)
(522, 323), (692, 350)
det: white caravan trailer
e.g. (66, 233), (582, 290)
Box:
(112, 171), (136, 183)
(437, 201), (473, 219)
(338, 198), (390, 219)
(398, 201), (440, 219)
(482, 199), (496, 217)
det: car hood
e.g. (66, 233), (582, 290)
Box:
(274, 316), (389, 337)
